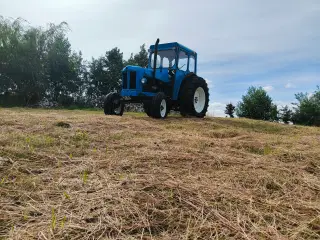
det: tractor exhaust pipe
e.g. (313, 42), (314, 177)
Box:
(152, 38), (160, 84)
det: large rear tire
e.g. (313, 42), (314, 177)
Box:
(179, 76), (209, 118)
(104, 93), (124, 116)
(149, 92), (169, 119)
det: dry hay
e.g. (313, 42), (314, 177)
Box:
(0, 108), (319, 239)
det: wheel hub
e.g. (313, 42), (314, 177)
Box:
(193, 87), (206, 113)
(160, 99), (166, 118)
(113, 100), (121, 114)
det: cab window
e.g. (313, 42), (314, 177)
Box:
(178, 51), (188, 71)
(189, 55), (195, 72)
(150, 50), (176, 68)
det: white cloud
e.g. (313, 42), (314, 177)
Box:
(263, 85), (274, 92)
(207, 102), (227, 117)
(274, 100), (295, 109)
(205, 79), (214, 88)
(285, 82), (295, 88)
(270, 73), (319, 85)
(1, 0), (319, 61)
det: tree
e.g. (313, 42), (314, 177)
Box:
(236, 86), (278, 121)
(125, 53), (136, 66)
(68, 51), (88, 107)
(87, 48), (124, 107)
(133, 44), (149, 67)
(0, 15), (150, 108)
(225, 103), (235, 118)
(0, 17), (48, 106)
(46, 33), (72, 105)
(124, 44), (149, 67)
(270, 104), (279, 121)
(0, 16), (78, 107)
(19, 27), (48, 105)
(279, 105), (293, 124)
(104, 47), (124, 94)
(292, 86), (320, 126)
(87, 56), (106, 107)
(0, 17), (25, 100)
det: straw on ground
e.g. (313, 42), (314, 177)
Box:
(0, 108), (319, 239)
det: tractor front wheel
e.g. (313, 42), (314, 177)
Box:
(149, 92), (169, 119)
(143, 101), (152, 117)
(104, 92), (124, 116)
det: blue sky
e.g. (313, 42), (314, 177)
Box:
(1, 0), (319, 116)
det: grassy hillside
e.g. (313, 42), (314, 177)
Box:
(0, 108), (319, 239)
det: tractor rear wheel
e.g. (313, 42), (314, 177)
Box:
(179, 76), (209, 118)
(149, 92), (169, 119)
(104, 92), (124, 116)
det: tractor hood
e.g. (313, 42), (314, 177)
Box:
(122, 65), (150, 78)
(122, 66), (169, 83)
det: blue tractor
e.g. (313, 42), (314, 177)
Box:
(104, 39), (209, 119)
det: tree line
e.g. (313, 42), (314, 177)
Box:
(0, 17), (148, 108)
(225, 86), (320, 126)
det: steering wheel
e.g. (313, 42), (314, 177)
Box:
(177, 64), (186, 71)
(169, 63), (185, 70)
(168, 64), (176, 77)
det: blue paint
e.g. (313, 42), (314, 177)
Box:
(120, 41), (199, 101)
(121, 89), (156, 97)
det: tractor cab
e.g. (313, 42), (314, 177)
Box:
(148, 42), (197, 82)
(149, 42), (197, 72)
(104, 39), (209, 119)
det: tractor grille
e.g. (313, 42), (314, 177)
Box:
(122, 71), (127, 89)
(129, 71), (136, 89)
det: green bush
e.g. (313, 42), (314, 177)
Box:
(292, 86), (320, 126)
(236, 86), (278, 121)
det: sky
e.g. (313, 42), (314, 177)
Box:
(1, 0), (319, 116)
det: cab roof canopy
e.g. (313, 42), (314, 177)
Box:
(149, 42), (197, 56)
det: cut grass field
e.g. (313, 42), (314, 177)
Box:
(0, 108), (319, 239)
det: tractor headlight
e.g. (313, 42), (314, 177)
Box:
(141, 78), (147, 84)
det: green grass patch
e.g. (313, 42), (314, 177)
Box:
(72, 130), (88, 142)
(23, 135), (56, 149)
(214, 118), (288, 134)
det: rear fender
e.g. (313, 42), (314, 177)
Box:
(174, 73), (197, 101)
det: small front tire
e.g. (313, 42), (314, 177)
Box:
(104, 92), (124, 116)
(143, 101), (152, 117)
(150, 92), (168, 119)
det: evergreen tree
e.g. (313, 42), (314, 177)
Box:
(279, 105), (293, 124)
(225, 103), (235, 118)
